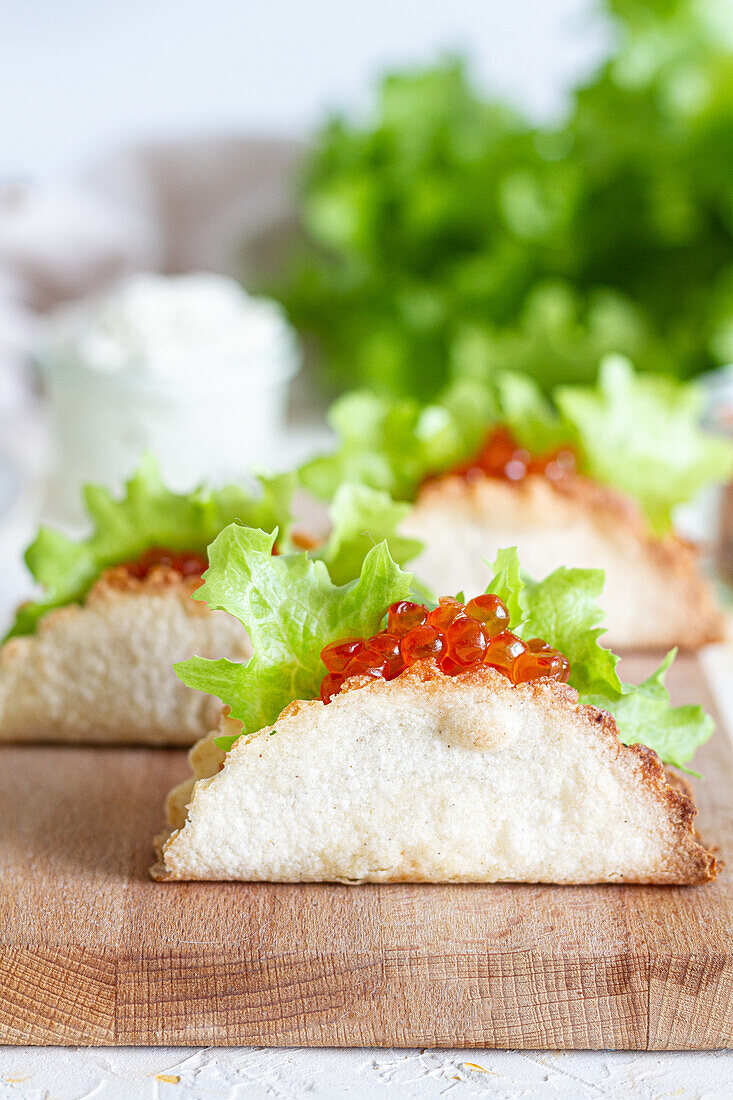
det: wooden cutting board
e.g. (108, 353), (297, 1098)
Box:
(0, 653), (731, 1049)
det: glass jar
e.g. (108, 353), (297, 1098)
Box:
(39, 339), (299, 520)
(37, 274), (301, 519)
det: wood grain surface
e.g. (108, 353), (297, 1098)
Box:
(0, 653), (731, 1049)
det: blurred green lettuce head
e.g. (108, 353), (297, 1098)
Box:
(271, 0), (733, 401)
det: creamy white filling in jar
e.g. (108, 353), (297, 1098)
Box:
(37, 272), (301, 517)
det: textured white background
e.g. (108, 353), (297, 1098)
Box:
(1, 1047), (733, 1099)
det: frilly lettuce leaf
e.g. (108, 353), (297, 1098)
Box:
(483, 543), (524, 628)
(582, 650), (714, 774)
(176, 526), (413, 751)
(298, 392), (408, 501)
(314, 482), (423, 587)
(489, 549), (621, 698)
(487, 547), (712, 767)
(556, 356), (733, 534)
(5, 456), (296, 639)
(299, 380), (497, 503)
(300, 359), (733, 535)
(491, 370), (568, 454)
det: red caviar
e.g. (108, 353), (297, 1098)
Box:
(123, 530), (316, 579)
(426, 597), (465, 632)
(484, 630), (528, 676)
(464, 593), (510, 635)
(444, 616), (489, 667)
(401, 624), (445, 663)
(387, 600), (427, 636)
(319, 595), (571, 703)
(449, 426), (576, 486)
(321, 637), (365, 672)
(124, 546), (208, 580)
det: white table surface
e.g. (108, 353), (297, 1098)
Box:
(1, 1046), (733, 1099)
(1, 419), (732, 1100)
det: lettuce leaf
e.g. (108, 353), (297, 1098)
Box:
(5, 457), (296, 639)
(483, 544), (524, 628)
(298, 392), (408, 501)
(492, 371), (568, 454)
(582, 651), (714, 773)
(313, 482), (423, 587)
(273, 19), (733, 400)
(299, 382), (497, 503)
(176, 525), (413, 751)
(556, 356), (733, 534)
(487, 547), (712, 767)
(490, 550), (621, 698)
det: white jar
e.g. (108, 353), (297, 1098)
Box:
(37, 273), (300, 518)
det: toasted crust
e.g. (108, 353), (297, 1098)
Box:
(153, 661), (715, 885)
(0, 573), (251, 745)
(96, 562), (207, 593)
(402, 474), (724, 651)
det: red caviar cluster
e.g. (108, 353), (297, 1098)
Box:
(320, 595), (570, 704)
(124, 546), (208, 580)
(452, 426), (576, 484)
(123, 530), (320, 581)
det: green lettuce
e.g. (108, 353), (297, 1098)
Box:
(5, 457), (296, 640)
(300, 359), (733, 534)
(313, 482), (423, 587)
(300, 380), (497, 503)
(488, 548), (713, 768)
(556, 356), (733, 534)
(272, 9), (733, 400)
(176, 526), (413, 751)
(489, 550), (620, 698)
(582, 652), (713, 774)
(491, 370), (568, 454)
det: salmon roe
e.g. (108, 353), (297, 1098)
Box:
(123, 546), (208, 580)
(123, 527), (303, 579)
(319, 595), (571, 703)
(450, 426), (576, 485)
